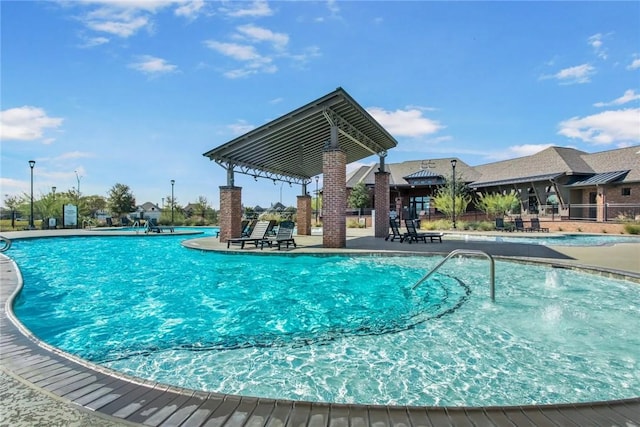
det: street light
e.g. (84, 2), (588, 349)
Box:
(451, 159), (457, 229)
(315, 176), (319, 224)
(170, 179), (175, 225)
(29, 160), (35, 229)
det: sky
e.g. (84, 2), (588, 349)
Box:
(1, 1), (639, 210)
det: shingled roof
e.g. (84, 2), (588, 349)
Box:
(346, 158), (480, 188)
(346, 145), (640, 189)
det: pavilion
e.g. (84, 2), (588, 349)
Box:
(203, 87), (398, 248)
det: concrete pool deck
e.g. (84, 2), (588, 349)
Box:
(1, 227), (639, 426)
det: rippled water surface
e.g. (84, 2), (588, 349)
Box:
(10, 235), (640, 406)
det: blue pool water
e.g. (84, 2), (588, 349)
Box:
(457, 233), (640, 246)
(9, 235), (640, 407)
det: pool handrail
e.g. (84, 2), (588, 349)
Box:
(413, 249), (495, 301)
(0, 235), (11, 252)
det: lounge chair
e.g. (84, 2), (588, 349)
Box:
(227, 220), (272, 249)
(528, 217), (549, 232)
(495, 217), (506, 231)
(404, 219), (443, 243)
(241, 220), (257, 237)
(147, 218), (174, 233)
(385, 219), (407, 242)
(514, 217), (526, 232)
(261, 221), (296, 250)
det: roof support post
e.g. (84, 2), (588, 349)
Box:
(226, 164), (235, 187)
(323, 146), (346, 248)
(329, 125), (339, 149)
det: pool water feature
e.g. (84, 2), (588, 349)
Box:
(9, 236), (640, 407)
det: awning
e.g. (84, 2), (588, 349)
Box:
(471, 172), (564, 188)
(203, 87), (398, 184)
(565, 170), (629, 187)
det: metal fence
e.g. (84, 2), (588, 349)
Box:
(565, 203), (640, 222)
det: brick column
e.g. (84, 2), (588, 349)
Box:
(219, 186), (242, 242)
(374, 171), (390, 238)
(296, 195), (312, 235)
(323, 148), (346, 248)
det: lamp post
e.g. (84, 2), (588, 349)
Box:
(29, 160), (35, 229)
(451, 159), (457, 229)
(315, 176), (319, 224)
(52, 186), (56, 199)
(170, 179), (175, 225)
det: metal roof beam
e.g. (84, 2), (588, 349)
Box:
(323, 107), (385, 156)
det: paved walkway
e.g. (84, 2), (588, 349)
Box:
(1, 227), (639, 426)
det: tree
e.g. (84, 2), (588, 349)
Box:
(195, 196), (209, 224)
(475, 192), (520, 218)
(3, 194), (22, 229)
(107, 183), (136, 220)
(432, 175), (471, 224)
(347, 182), (370, 217)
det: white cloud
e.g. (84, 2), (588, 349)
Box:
(222, 0), (272, 18)
(594, 89), (640, 107)
(75, 1), (206, 38)
(541, 64), (595, 85)
(0, 106), (63, 141)
(236, 24), (289, 50)
(175, 0), (205, 19)
(628, 58), (640, 70)
(79, 36), (110, 48)
(228, 120), (255, 135)
(588, 33), (608, 60)
(204, 40), (277, 78)
(367, 107), (444, 137)
(128, 55), (178, 76)
(558, 108), (640, 145)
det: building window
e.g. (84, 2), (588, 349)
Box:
(621, 188), (631, 196)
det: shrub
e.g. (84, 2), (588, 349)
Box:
(346, 218), (366, 228)
(623, 223), (640, 235)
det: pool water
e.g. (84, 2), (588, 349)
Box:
(9, 235), (640, 407)
(457, 233), (640, 246)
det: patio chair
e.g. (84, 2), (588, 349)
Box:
(105, 217), (114, 227)
(404, 219), (443, 243)
(528, 217), (549, 232)
(147, 218), (174, 233)
(261, 221), (296, 250)
(514, 217), (526, 232)
(385, 219), (407, 242)
(121, 217), (131, 226)
(241, 220), (256, 237)
(227, 220), (272, 249)
(495, 217), (506, 231)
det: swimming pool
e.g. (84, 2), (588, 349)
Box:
(455, 233), (640, 246)
(9, 235), (640, 407)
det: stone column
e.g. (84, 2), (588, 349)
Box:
(374, 171), (390, 238)
(296, 195), (312, 235)
(219, 186), (242, 242)
(322, 147), (346, 248)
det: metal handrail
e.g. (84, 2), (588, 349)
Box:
(412, 249), (495, 301)
(0, 235), (11, 252)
